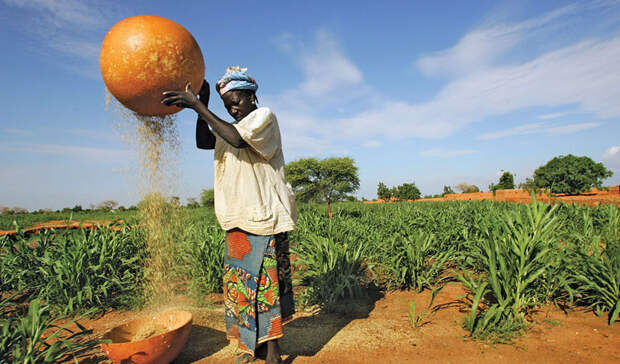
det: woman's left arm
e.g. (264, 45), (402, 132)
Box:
(196, 116), (216, 149)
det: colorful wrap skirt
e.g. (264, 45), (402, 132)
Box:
(223, 229), (295, 355)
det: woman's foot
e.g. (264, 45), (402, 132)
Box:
(236, 353), (255, 364)
(254, 343), (267, 360)
(265, 340), (282, 364)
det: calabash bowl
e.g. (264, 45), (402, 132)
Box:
(101, 310), (192, 364)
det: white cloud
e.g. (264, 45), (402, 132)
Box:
(603, 145), (620, 159)
(416, 26), (521, 78)
(415, 3), (581, 77)
(546, 122), (600, 134)
(330, 34), (620, 143)
(273, 29), (364, 98)
(479, 122), (600, 140)
(479, 122), (546, 140)
(419, 148), (478, 158)
(267, 4), (620, 157)
(603, 146), (620, 169)
(300, 30), (363, 96)
(2, 0), (121, 77)
(537, 111), (571, 120)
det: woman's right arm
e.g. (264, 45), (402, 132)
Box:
(195, 80), (215, 150)
(163, 80), (247, 149)
(196, 116), (215, 149)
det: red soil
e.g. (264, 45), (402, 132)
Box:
(72, 285), (619, 363)
(0, 219), (126, 237)
(366, 186), (620, 207)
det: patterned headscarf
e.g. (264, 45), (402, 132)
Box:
(216, 66), (258, 96)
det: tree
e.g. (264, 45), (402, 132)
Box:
(490, 171), (515, 193)
(393, 183), (421, 200)
(455, 183), (480, 193)
(533, 154), (613, 194)
(519, 177), (537, 193)
(498, 171), (515, 189)
(286, 157), (360, 217)
(200, 189), (215, 206)
(1, 206), (28, 215)
(442, 185), (455, 196)
(377, 182), (392, 200)
(186, 197), (200, 208)
(97, 200), (118, 211)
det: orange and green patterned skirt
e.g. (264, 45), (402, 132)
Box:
(223, 229), (295, 355)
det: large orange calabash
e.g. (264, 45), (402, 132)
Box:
(100, 15), (205, 116)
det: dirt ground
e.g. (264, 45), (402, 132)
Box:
(366, 187), (620, 207)
(77, 284), (620, 364)
(0, 219), (125, 236)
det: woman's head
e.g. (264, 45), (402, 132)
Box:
(220, 89), (257, 121)
(216, 66), (258, 121)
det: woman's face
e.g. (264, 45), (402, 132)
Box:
(221, 90), (256, 122)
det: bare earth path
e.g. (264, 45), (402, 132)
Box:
(79, 284), (619, 363)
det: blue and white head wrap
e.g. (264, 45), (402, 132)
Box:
(216, 66), (258, 96)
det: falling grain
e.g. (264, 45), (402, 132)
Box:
(107, 88), (182, 304)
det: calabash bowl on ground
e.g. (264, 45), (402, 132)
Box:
(101, 310), (193, 364)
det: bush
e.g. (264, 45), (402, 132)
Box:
(456, 183), (480, 193)
(0, 297), (99, 363)
(292, 235), (368, 310)
(0, 226), (145, 314)
(178, 225), (225, 298)
(442, 185), (455, 196)
(490, 171), (515, 193)
(380, 230), (453, 291)
(456, 199), (563, 342)
(377, 182), (392, 200)
(393, 183), (421, 200)
(200, 189), (215, 206)
(566, 240), (620, 325)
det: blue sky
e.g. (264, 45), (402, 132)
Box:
(1, 0), (620, 210)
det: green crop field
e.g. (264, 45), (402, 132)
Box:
(1, 200), (619, 361)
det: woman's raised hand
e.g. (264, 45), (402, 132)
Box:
(161, 82), (199, 109)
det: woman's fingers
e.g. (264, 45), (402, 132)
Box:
(161, 95), (185, 106)
(162, 91), (180, 97)
(161, 86), (196, 108)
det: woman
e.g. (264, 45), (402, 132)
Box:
(162, 67), (297, 364)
